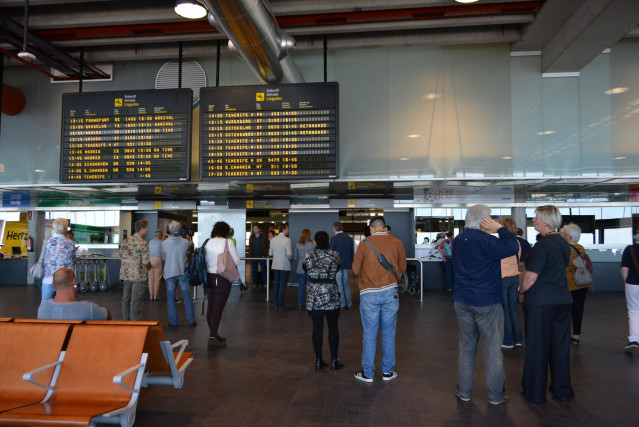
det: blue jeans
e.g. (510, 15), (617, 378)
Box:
(166, 274), (196, 325)
(273, 270), (289, 308)
(359, 288), (399, 377)
(502, 276), (523, 346)
(297, 273), (307, 306)
(252, 260), (267, 286)
(454, 301), (505, 401)
(336, 269), (352, 308)
(41, 276), (54, 302)
(443, 258), (454, 290)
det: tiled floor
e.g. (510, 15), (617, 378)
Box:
(1, 283), (637, 426)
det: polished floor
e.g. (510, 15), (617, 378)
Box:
(1, 283), (637, 427)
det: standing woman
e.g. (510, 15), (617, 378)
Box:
(304, 231), (343, 370)
(562, 223), (592, 344)
(499, 217), (523, 349)
(294, 229), (314, 310)
(148, 230), (164, 300)
(41, 218), (76, 302)
(204, 221), (240, 349)
(519, 205), (574, 403)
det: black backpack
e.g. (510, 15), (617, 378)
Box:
(186, 238), (209, 287)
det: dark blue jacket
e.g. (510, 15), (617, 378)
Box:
(329, 232), (354, 270)
(452, 227), (519, 307)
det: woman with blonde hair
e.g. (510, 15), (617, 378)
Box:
(294, 229), (314, 310)
(41, 218), (76, 302)
(498, 217), (523, 349)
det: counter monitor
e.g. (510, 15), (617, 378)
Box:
(200, 83), (339, 180)
(60, 89), (192, 183)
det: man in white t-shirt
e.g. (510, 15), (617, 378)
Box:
(38, 268), (110, 321)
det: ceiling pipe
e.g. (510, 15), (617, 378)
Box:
(200, 0), (304, 84)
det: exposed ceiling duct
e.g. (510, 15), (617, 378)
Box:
(200, 0), (304, 84)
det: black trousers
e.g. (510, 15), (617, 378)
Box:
(570, 287), (589, 335)
(311, 311), (340, 361)
(206, 273), (232, 337)
(522, 304), (574, 403)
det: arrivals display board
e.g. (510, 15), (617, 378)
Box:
(200, 83), (338, 180)
(60, 89), (192, 183)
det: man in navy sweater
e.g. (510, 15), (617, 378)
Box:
(330, 222), (355, 309)
(452, 204), (519, 406)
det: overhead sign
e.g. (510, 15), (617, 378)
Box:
(60, 89), (192, 183)
(413, 186), (514, 204)
(138, 200), (197, 210)
(200, 83), (339, 180)
(329, 199), (394, 209)
(2, 191), (31, 208)
(229, 199), (291, 209)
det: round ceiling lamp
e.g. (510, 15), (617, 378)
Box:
(175, 0), (207, 19)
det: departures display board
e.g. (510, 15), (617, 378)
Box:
(60, 89), (192, 183)
(200, 82), (338, 180)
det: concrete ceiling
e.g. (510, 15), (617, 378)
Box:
(1, 0), (638, 75)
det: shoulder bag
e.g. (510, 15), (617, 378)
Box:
(216, 239), (241, 282)
(364, 239), (401, 282)
(29, 239), (48, 279)
(570, 245), (593, 287)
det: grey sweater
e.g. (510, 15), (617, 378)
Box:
(162, 236), (190, 279)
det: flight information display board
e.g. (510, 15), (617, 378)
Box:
(60, 89), (192, 183)
(200, 82), (338, 180)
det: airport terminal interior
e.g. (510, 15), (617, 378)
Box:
(2, 0), (639, 425)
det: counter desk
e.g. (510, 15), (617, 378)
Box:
(0, 257), (28, 286)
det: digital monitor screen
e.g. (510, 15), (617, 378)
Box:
(60, 89), (192, 183)
(200, 82), (339, 180)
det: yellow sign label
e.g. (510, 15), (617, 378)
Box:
(154, 201), (162, 209)
(246, 200), (254, 208)
(114, 98), (123, 107)
(256, 93), (265, 102)
(2, 221), (28, 254)
(154, 186), (163, 195)
(348, 182), (357, 190)
(347, 199), (357, 208)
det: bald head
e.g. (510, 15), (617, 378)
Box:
(53, 268), (76, 290)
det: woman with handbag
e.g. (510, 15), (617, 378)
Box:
(561, 223), (592, 344)
(40, 218), (76, 302)
(204, 221), (240, 349)
(303, 231), (343, 370)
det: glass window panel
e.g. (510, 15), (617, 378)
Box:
(605, 227), (633, 245)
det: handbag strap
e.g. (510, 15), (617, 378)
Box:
(364, 239), (400, 282)
(629, 246), (639, 275)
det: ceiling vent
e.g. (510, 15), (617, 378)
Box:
(155, 59), (206, 107)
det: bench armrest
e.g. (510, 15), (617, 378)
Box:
(22, 360), (63, 391)
(113, 355), (147, 393)
(170, 339), (189, 365)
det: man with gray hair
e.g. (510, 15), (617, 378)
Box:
(452, 204), (519, 405)
(162, 221), (196, 327)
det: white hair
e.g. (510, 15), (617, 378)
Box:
(465, 204), (491, 229)
(563, 223), (581, 243)
(52, 218), (68, 234)
(168, 221), (182, 237)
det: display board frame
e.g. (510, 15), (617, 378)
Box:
(199, 82), (339, 181)
(60, 88), (192, 184)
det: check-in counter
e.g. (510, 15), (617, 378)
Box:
(415, 244), (447, 290)
(0, 257), (28, 286)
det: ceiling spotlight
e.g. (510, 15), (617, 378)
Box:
(455, 0), (480, 3)
(605, 87), (629, 95)
(175, 0), (207, 19)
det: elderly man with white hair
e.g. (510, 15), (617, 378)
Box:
(162, 221), (196, 327)
(452, 204), (518, 406)
(41, 218), (76, 302)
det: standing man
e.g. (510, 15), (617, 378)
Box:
(38, 268), (111, 320)
(452, 204), (518, 405)
(148, 230), (164, 301)
(269, 223), (292, 310)
(438, 231), (455, 292)
(249, 224), (268, 289)
(352, 216), (406, 382)
(162, 221), (197, 328)
(119, 219), (151, 320)
(330, 222), (354, 309)
(621, 227), (639, 352)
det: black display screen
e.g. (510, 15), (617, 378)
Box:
(200, 82), (339, 180)
(60, 89), (192, 183)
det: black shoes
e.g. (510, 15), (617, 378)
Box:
(208, 336), (226, 349)
(315, 359), (328, 370)
(168, 323), (177, 328)
(189, 322), (197, 327)
(331, 359), (344, 370)
(215, 334), (226, 342)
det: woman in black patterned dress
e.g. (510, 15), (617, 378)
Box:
(304, 231), (343, 371)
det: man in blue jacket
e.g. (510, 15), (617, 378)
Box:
(330, 222), (355, 309)
(452, 204), (519, 406)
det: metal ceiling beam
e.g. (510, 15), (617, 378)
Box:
(511, 0), (581, 52)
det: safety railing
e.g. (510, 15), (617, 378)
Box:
(240, 257), (271, 301)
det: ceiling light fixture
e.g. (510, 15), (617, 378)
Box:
(18, 0), (36, 61)
(613, 156), (626, 160)
(174, 0), (208, 19)
(454, 0), (480, 3)
(536, 130), (556, 136)
(605, 87), (629, 95)
(406, 134), (420, 139)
